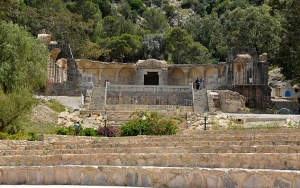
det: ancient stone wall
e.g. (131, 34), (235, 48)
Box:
(234, 85), (272, 108)
(1, 165), (299, 187)
(106, 84), (193, 106)
(207, 90), (246, 113)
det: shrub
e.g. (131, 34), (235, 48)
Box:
(129, 0), (143, 10)
(81, 128), (98, 136)
(250, 122), (280, 129)
(55, 126), (70, 135)
(0, 131), (26, 140)
(98, 125), (120, 137)
(0, 132), (9, 140)
(209, 116), (222, 130)
(28, 131), (38, 141)
(287, 121), (300, 128)
(120, 111), (181, 136)
(227, 121), (244, 130)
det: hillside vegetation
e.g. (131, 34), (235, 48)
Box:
(0, 0), (299, 82)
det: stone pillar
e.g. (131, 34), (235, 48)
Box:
(136, 69), (144, 85)
(98, 68), (103, 87)
(181, 68), (189, 86)
(160, 68), (168, 85)
(115, 69), (121, 84)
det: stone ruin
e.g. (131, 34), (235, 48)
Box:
(39, 34), (298, 112)
(40, 33), (273, 115)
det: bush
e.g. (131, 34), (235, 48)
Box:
(55, 126), (70, 135)
(0, 131), (26, 140)
(28, 131), (38, 141)
(120, 111), (181, 136)
(227, 121), (244, 130)
(288, 121), (300, 128)
(98, 125), (120, 137)
(81, 128), (98, 136)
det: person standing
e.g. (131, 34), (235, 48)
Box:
(195, 78), (200, 90)
(73, 121), (81, 135)
(199, 77), (204, 89)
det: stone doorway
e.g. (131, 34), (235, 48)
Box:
(144, 72), (159, 85)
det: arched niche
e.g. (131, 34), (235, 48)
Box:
(48, 44), (73, 59)
(50, 48), (61, 61)
(188, 67), (201, 79)
(118, 66), (136, 85)
(168, 67), (184, 86)
(84, 63), (103, 87)
(206, 67), (217, 79)
(205, 67), (218, 87)
(102, 64), (115, 85)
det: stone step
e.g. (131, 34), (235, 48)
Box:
(0, 165), (299, 187)
(38, 131), (300, 143)
(1, 139), (298, 153)
(1, 145), (300, 156)
(1, 153), (299, 170)
(2, 139), (300, 151)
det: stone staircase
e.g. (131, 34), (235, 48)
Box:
(0, 128), (300, 187)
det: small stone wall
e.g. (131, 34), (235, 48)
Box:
(106, 84), (193, 106)
(272, 99), (299, 114)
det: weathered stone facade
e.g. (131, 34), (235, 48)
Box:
(207, 90), (246, 113)
(42, 33), (272, 112)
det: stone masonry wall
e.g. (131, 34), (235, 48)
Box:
(1, 165), (299, 187)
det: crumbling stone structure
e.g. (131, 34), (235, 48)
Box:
(43, 33), (271, 112)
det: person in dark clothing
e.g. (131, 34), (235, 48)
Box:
(195, 78), (200, 90)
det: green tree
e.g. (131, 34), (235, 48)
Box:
(66, 0), (102, 21)
(118, 0), (139, 22)
(118, 16), (140, 36)
(181, 0), (215, 16)
(142, 33), (166, 60)
(108, 34), (141, 62)
(100, 16), (121, 38)
(184, 13), (226, 60)
(0, 0), (26, 23)
(213, 0), (251, 16)
(92, 0), (112, 17)
(129, 0), (143, 11)
(77, 41), (103, 60)
(165, 27), (214, 64)
(269, 0), (300, 83)
(0, 21), (49, 132)
(141, 8), (170, 33)
(220, 6), (282, 57)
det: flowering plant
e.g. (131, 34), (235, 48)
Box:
(120, 111), (181, 136)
